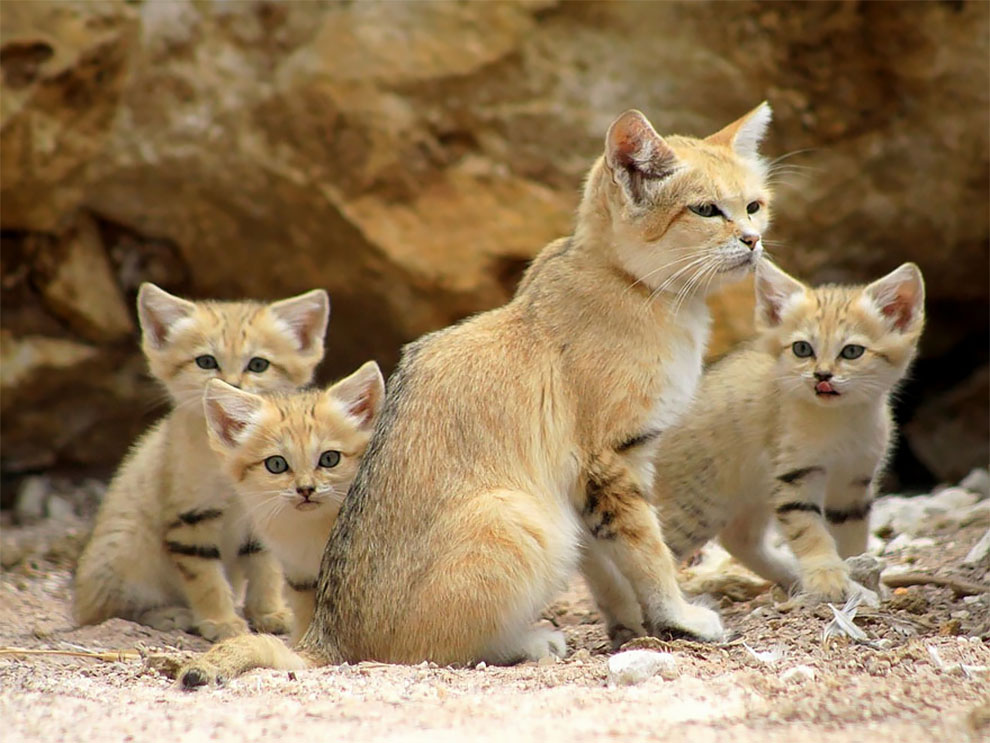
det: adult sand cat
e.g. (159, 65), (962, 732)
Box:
(74, 284), (329, 641)
(179, 104), (772, 685)
(630, 261), (923, 623)
(202, 362), (385, 641)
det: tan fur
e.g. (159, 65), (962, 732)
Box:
(175, 104), (776, 685)
(74, 284), (329, 641)
(621, 262), (925, 622)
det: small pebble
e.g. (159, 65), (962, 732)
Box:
(780, 665), (815, 684)
(960, 468), (990, 499)
(475, 661), (487, 670)
(607, 650), (677, 686)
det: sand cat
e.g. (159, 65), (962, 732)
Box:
(201, 362), (385, 641)
(178, 103), (772, 686)
(74, 284), (329, 641)
(632, 261), (923, 622)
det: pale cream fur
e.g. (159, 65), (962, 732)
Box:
(74, 284), (329, 641)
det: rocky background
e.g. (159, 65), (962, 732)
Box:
(2, 0), (987, 497)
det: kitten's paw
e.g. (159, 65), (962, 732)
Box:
(140, 606), (195, 633)
(646, 601), (725, 643)
(519, 625), (567, 661)
(246, 606), (293, 635)
(800, 563), (852, 603)
(195, 616), (250, 642)
(607, 622), (644, 651)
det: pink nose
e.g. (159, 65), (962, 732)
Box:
(739, 233), (760, 250)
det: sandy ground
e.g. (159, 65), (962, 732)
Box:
(1, 484), (988, 743)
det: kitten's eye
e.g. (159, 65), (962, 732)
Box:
(264, 455), (289, 474)
(840, 344), (865, 360)
(195, 355), (219, 370)
(791, 341), (815, 358)
(318, 450), (341, 468)
(746, 201), (761, 215)
(246, 357), (270, 373)
(688, 203), (722, 218)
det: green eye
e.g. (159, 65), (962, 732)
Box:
(247, 357), (270, 373)
(840, 344), (865, 360)
(791, 341), (815, 358)
(195, 355), (219, 370)
(747, 201), (761, 215)
(688, 203), (722, 218)
(318, 450), (341, 468)
(264, 455), (289, 474)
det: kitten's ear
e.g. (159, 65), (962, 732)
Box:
(137, 283), (196, 350)
(269, 289), (330, 353)
(755, 260), (807, 328)
(864, 263), (925, 333)
(328, 361), (385, 430)
(706, 102), (772, 159)
(605, 109), (679, 204)
(203, 379), (264, 450)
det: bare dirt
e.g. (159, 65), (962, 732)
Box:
(1, 486), (988, 743)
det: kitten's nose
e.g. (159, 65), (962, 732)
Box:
(296, 485), (315, 498)
(814, 371), (833, 381)
(739, 233), (760, 250)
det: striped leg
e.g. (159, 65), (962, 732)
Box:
(238, 536), (292, 635)
(284, 576), (318, 643)
(164, 508), (247, 642)
(772, 464), (850, 602)
(825, 476), (874, 558)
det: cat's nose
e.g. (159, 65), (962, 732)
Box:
(296, 485), (315, 498)
(814, 371), (833, 381)
(739, 232), (760, 250)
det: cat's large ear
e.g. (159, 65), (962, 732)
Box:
(755, 260), (807, 329)
(863, 263), (925, 333)
(604, 109), (679, 204)
(706, 102), (772, 159)
(203, 379), (264, 449)
(327, 361), (385, 430)
(137, 283), (196, 350)
(269, 289), (330, 353)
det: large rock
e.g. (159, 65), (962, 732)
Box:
(1, 1), (987, 480)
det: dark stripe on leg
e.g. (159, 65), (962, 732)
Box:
(616, 429), (662, 452)
(777, 467), (825, 485)
(776, 502), (823, 516)
(286, 578), (318, 592)
(165, 541), (221, 559)
(238, 539), (264, 556)
(177, 508), (224, 525)
(825, 502), (872, 524)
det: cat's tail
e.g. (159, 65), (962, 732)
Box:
(178, 634), (332, 689)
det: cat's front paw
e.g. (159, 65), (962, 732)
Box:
(246, 606), (293, 636)
(520, 626), (568, 662)
(607, 622), (644, 651)
(195, 615), (249, 642)
(646, 601), (725, 643)
(800, 563), (852, 603)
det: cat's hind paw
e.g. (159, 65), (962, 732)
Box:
(246, 606), (293, 635)
(195, 616), (250, 642)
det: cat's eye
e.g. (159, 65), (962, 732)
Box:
(746, 201), (761, 215)
(195, 355), (219, 370)
(688, 203), (722, 218)
(840, 344), (866, 360)
(791, 341), (815, 358)
(246, 357), (270, 373)
(318, 450), (341, 468)
(264, 455), (289, 474)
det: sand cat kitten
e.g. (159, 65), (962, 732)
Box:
(635, 261), (923, 617)
(202, 362), (385, 641)
(178, 103), (773, 684)
(74, 284), (329, 641)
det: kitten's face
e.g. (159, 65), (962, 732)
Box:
(596, 105), (772, 298)
(137, 284), (329, 410)
(204, 362), (384, 525)
(756, 262), (925, 407)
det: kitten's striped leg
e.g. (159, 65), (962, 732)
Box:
(772, 464), (850, 601)
(825, 476), (874, 558)
(164, 508), (248, 642)
(718, 506), (801, 590)
(284, 576), (317, 644)
(579, 546), (645, 649)
(238, 536), (292, 635)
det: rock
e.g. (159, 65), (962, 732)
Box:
(607, 650), (678, 686)
(872, 490), (982, 538)
(961, 468), (990, 499)
(845, 554), (885, 595)
(13, 474), (50, 524)
(963, 528), (990, 567)
(780, 665), (816, 684)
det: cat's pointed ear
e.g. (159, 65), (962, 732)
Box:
(137, 283), (196, 349)
(706, 102), (772, 159)
(269, 289), (330, 353)
(203, 379), (264, 449)
(328, 361), (385, 430)
(755, 260), (807, 329)
(605, 109), (679, 203)
(863, 263), (925, 333)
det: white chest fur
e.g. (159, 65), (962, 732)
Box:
(646, 301), (710, 433)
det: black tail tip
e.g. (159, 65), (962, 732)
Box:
(180, 667), (210, 690)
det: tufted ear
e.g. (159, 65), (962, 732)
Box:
(864, 263), (925, 333)
(137, 283), (196, 350)
(706, 102), (772, 159)
(754, 260), (807, 329)
(327, 361), (385, 430)
(203, 379), (264, 450)
(268, 289), (330, 353)
(604, 109), (680, 204)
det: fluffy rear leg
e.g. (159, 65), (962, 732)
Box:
(481, 624), (567, 665)
(580, 546), (645, 649)
(140, 606), (195, 633)
(178, 634), (313, 690)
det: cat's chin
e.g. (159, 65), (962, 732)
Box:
(294, 501), (321, 512)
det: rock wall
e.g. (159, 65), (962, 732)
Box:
(2, 0), (987, 488)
